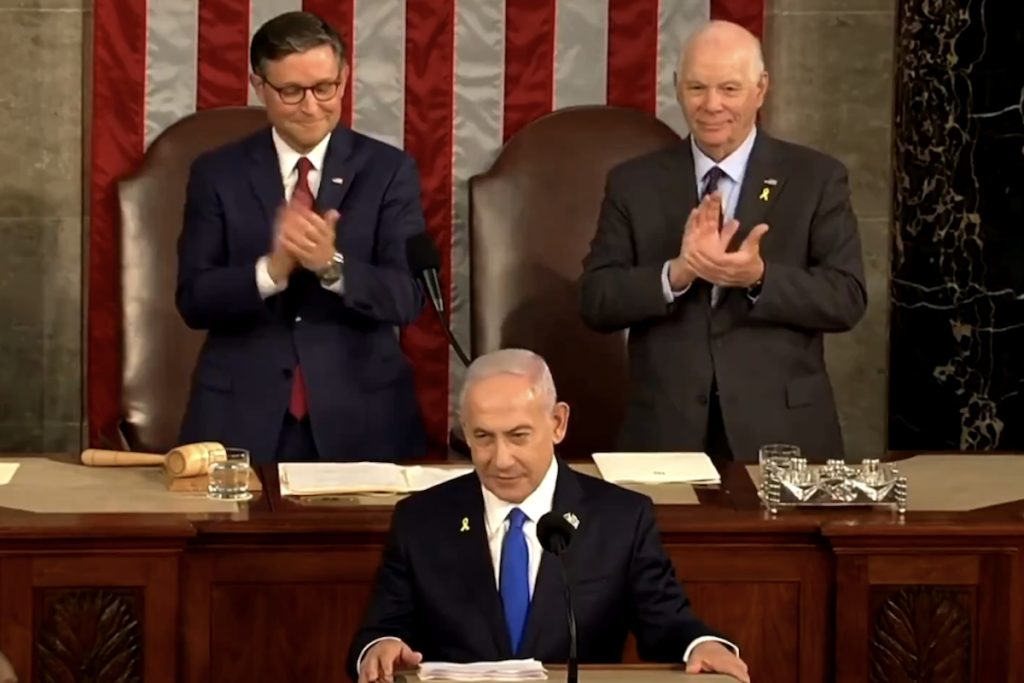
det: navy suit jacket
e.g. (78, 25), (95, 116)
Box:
(347, 461), (723, 678)
(176, 125), (427, 463)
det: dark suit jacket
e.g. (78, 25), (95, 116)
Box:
(176, 125), (426, 463)
(347, 461), (722, 679)
(579, 130), (867, 462)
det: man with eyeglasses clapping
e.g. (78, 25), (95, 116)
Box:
(176, 11), (427, 464)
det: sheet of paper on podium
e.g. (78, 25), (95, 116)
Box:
(418, 659), (547, 681)
(0, 463), (19, 486)
(592, 452), (720, 485)
(278, 463), (474, 496)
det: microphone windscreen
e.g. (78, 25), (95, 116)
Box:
(406, 233), (442, 273)
(537, 511), (576, 555)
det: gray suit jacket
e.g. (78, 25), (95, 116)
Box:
(579, 131), (866, 462)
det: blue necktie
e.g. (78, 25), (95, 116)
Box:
(500, 507), (530, 655)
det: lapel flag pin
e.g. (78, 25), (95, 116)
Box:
(563, 512), (580, 529)
(331, 177), (344, 185)
(460, 517), (470, 532)
(764, 178), (778, 186)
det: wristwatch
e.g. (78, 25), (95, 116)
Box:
(746, 276), (764, 302)
(747, 261), (765, 300)
(317, 251), (345, 286)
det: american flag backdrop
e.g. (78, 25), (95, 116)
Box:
(88, 0), (765, 452)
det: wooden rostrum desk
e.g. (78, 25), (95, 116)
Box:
(0, 454), (1021, 682)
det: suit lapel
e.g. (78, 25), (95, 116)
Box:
(659, 142), (698, 243)
(315, 126), (357, 215)
(520, 461), (587, 659)
(245, 128), (285, 234)
(730, 131), (787, 250)
(665, 141), (698, 207)
(454, 476), (514, 660)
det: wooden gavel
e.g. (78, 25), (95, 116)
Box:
(80, 442), (227, 479)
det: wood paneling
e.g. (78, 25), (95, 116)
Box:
(0, 461), (1022, 683)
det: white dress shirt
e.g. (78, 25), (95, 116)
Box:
(481, 455), (559, 595)
(357, 456), (736, 670)
(254, 128), (343, 299)
(660, 126), (759, 303)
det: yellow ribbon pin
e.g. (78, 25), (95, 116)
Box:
(460, 517), (470, 532)
(759, 187), (771, 202)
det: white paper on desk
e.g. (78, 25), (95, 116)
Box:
(418, 659), (547, 681)
(0, 463), (19, 486)
(278, 463), (473, 496)
(592, 452), (720, 485)
(280, 462), (406, 495)
(404, 465), (474, 491)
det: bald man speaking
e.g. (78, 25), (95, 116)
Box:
(580, 21), (866, 462)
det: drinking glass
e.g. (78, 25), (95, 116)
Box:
(758, 443), (800, 477)
(207, 448), (252, 501)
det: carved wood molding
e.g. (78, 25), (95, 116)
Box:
(36, 589), (142, 683)
(869, 586), (970, 683)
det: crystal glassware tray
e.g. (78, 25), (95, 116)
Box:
(759, 457), (908, 515)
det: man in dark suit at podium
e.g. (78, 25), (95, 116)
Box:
(176, 12), (426, 463)
(348, 349), (749, 683)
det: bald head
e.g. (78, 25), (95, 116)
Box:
(678, 21), (765, 82)
(675, 21), (768, 161)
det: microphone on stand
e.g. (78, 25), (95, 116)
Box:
(537, 511), (579, 683)
(405, 233), (471, 368)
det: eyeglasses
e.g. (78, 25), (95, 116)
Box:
(259, 74), (342, 105)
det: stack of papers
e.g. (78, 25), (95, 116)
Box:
(278, 462), (473, 496)
(592, 452), (721, 485)
(418, 659), (547, 681)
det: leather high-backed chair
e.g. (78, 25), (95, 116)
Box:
(117, 107), (269, 453)
(469, 106), (680, 460)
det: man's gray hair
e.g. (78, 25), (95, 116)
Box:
(677, 20), (766, 82)
(458, 349), (558, 416)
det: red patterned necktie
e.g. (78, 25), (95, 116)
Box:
(288, 157), (315, 420)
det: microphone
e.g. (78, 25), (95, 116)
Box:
(405, 233), (471, 367)
(537, 512), (579, 683)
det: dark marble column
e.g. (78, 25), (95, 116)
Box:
(889, 1), (1024, 450)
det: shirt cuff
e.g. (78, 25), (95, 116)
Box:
(255, 256), (288, 299)
(356, 636), (403, 675)
(661, 260), (691, 303)
(683, 636), (739, 663)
